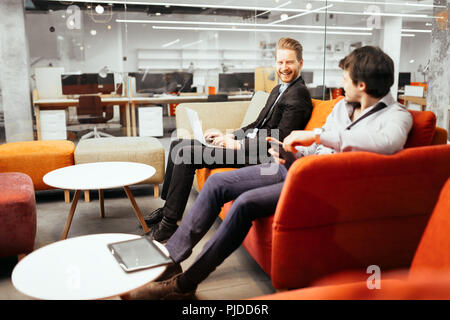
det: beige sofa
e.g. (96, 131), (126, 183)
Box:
(175, 91), (270, 190)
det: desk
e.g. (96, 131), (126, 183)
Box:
(12, 233), (168, 300)
(129, 93), (253, 136)
(33, 97), (131, 140)
(398, 95), (427, 111)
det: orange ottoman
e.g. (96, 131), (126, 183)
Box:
(0, 173), (37, 257)
(0, 140), (75, 191)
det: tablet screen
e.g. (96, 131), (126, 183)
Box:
(108, 236), (172, 272)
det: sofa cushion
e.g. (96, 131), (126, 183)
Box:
(304, 96), (344, 131)
(240, 91), (270, 128)
(404, 110), (437, 148)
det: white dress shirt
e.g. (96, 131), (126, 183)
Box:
(296, 92), (413, 157)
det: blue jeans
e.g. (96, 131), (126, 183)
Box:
(165, 163), (288, 290)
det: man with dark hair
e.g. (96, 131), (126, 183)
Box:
(123, 45), (413, 300)
(145, 38), (313, 242)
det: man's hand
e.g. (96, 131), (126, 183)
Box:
(266, 137), (285, 165)
(204, 130), (223, 143)
(213, 135), (241, 149)
(283, 130), (315, 153)
(268, 147), (285, 165)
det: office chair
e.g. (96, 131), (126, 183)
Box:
(77, 95), (114, 140)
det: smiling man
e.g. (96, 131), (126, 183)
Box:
(144, 37), (313, 242)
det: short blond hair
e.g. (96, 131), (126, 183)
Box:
(276, 38), (303, 61)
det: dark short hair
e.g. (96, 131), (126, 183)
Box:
(276, 38), (303, 61)
(339, 46), (394, 98)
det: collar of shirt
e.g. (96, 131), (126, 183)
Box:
(345, 92), (397, 119)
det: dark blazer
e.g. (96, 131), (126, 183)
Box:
(233, 75), (313, 160)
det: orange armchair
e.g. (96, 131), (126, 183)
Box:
(255, 178), (450, 299)
(268, 144), (450, 289)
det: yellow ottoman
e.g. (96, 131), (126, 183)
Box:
(0, 140), (75, 192)
(74, 137), (165, 200)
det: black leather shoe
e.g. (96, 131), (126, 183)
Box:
(144, 207), (164, 226)
(154, 263), (182, 282)
(147, 220), (178, 243)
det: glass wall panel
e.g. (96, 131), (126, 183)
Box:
(21, 0), (331, 142)
(0, 1), (447, 143)
(321, 0), (447, 111)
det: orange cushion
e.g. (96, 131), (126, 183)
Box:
(304, 96), (344, 131)
(0, 140), (75, 190)
(252, 276), (450, 300)
(409, 179), (450, 278)
(404, 110), (436, 148)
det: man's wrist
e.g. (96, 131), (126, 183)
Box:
(313, 128), (324, 145)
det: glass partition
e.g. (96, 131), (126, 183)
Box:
(0, 0), (444, 143)
(321, 0), (445, 106)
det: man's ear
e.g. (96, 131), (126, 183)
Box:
(358, 81), (367, 92)
(299, 59), (304, 69)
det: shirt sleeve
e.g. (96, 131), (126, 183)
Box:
(320, 107), (413, 155)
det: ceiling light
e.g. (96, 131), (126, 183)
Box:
(270, 4), (333, 25)
(107, 25), (112, 30)
(309, 0), (446, 9)
(409, 59), (415, 63)
(255, 1), (291, 19)
(306, 3), (313, 10)
(95, 5), (105, 14)
(401, 34), (415, 37)
(182, 40), (203, 48)
(90, 29), (97, 35)
(153, 26), (372, 36)
(156, 12), (161, 16)
(425, 22), (432, 27)
(162, 38), (180, 48)
(280, 13), (289, 20)
(402, 29), (432, 33)
(116, 19), (372, 31)
(327, 10), (432, 19)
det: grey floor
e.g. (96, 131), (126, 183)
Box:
(0, 114), (276, 300)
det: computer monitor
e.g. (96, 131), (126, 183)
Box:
(61, 73), (116, 95)
(130, 72), (194, 94)
(301, 71), (314, 84)
(219, 73), (255, 92)
(398, 72), (411, 88)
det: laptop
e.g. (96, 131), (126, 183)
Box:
(184, 107), (224, 148)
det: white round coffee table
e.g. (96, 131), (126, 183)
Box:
(12, 233), (168, 300)
(43, 162), (155, 239)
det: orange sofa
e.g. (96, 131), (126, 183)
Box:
(253, 178), (450, 299)
(195, 97), (450, 290)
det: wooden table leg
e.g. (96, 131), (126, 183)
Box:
(154, 185), (159, 198)
(131, 102), (137, 137)
(99, 189), (105, 218)
(61, 190), (81, 240)
(64, 190), (70, 203)
(35, 105), (41, 140)
(123, 186), (149, 233)
(125, 102), (131, 137)
(84, 190), (90, 202)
